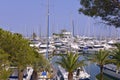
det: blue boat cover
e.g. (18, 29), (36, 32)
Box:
(42, 71), (47, 76)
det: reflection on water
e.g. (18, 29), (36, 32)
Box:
(85, 62), (99, 80)
(79, 55), (100, 80)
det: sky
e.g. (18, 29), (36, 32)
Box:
(0, 0), (119, 38)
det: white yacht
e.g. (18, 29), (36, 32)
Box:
(29, 40), (41, 48)
(38, 44), (55, 54)
(103, 64), (120, 79)
(70, 43), (79, 49)
(75, 67), (90, 80)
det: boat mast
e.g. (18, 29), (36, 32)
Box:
(72, 19), (74, 37)
(39, 25), (41, 38)
(46, 0), (50, 59)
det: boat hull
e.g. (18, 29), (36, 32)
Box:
(103, 67), (120, 79)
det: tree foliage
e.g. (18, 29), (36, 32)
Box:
(0, 29), (35, 68)
(31, 50), (50, 80)
(79, 0), (120, 27)
(32, 49), (50, 70)
(0, 49), (10, 80)
(0, 28), (51, 80)
(111, 43), (120, 73)
(0, 28), (35, 80)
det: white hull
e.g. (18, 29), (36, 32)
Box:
(103, 64), (120, 79)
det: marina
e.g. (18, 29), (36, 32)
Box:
(0, 0), (120, 80)
(28, 30), (120, 80)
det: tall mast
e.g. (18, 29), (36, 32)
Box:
(72, 19), (74, 37)
(87, 17), (90, 37)
(46, 0), (50, 59)
(39, 25), (41, 38)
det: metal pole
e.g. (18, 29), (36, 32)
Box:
(46, 0), (49, 59)
(72, 20), (74, 37)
